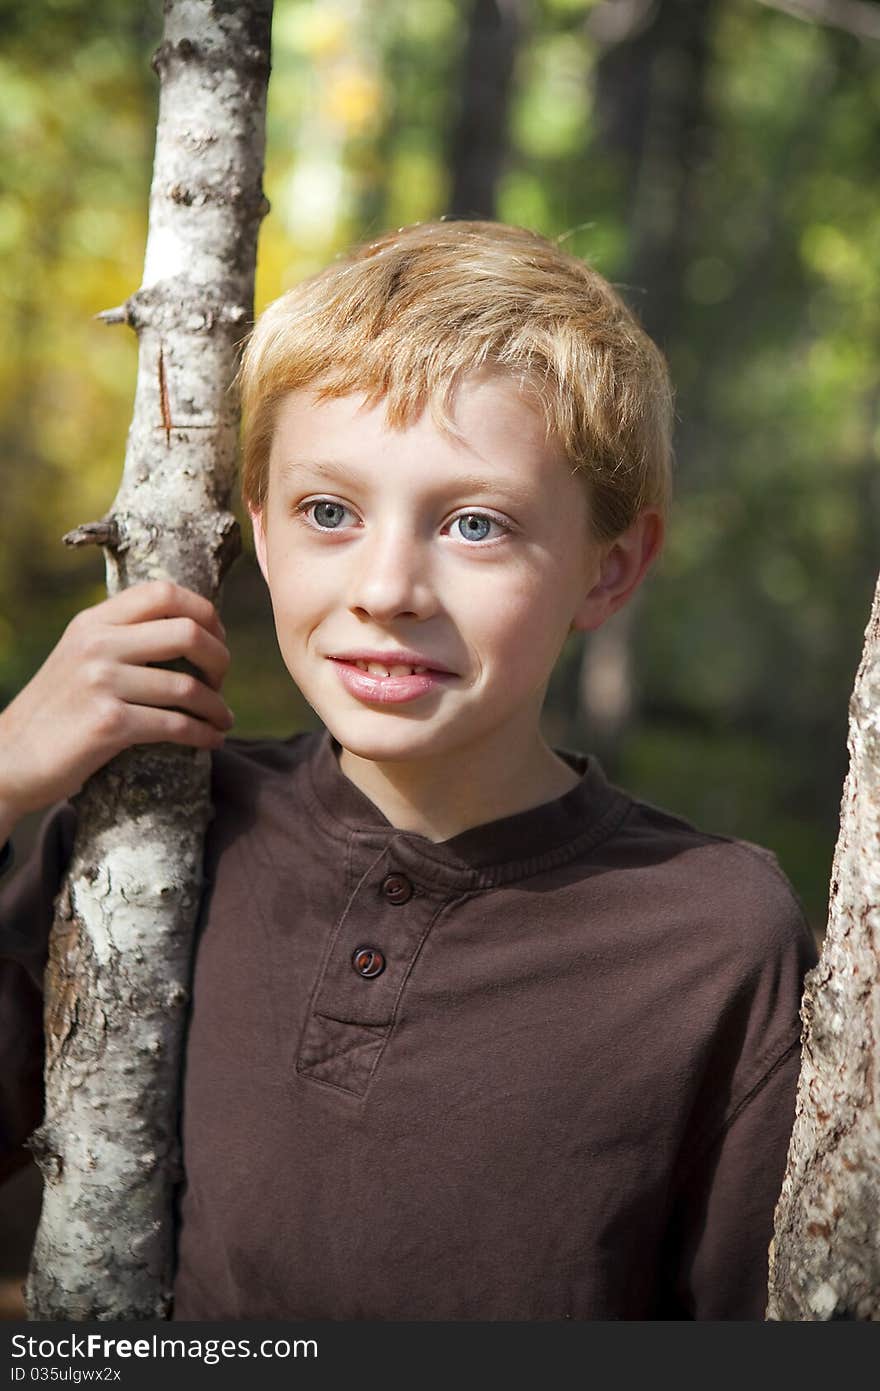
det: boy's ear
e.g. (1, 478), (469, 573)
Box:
(248, 505), (270, 585)
(570, 509), (664, 634)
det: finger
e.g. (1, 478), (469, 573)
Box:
(98, 580), (226, 642)
(112, 665), (235, 731)
(116, 705), (229, 752)
(108, 618), (231, 690)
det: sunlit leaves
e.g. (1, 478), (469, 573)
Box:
(511, 33), (592, 159)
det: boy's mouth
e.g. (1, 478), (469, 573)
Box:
(349, 660), (428, 677)
(328, 657), (457, 704)
(328, 652), (456, 677)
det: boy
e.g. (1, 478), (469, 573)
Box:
(0, 220), (816, 1319)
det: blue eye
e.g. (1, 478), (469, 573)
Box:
(308, 501), (350, 528)
(453, 513), (502, 543)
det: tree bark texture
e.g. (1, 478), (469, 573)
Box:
(767, 573), (880, 1320)
(25, 0), (272, 1321)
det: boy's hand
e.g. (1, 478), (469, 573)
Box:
(0, 580), (234, 825)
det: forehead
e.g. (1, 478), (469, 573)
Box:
(268, 375), (577, 501)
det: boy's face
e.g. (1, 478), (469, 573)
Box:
(250, 373), (647, 769)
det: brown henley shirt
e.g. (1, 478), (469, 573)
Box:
(0, 729), (817, 1319)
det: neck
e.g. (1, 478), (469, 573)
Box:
(335, 724), (581, 843)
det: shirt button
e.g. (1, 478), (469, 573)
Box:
(352, 946), (386, 978)
(381, 872), (413, 905)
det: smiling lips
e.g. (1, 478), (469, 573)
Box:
(351, 659), (430, 677)
(329, 655), (456, 705)
(329, 650), (455, 675)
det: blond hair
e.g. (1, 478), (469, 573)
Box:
(237, 220), (673, 541)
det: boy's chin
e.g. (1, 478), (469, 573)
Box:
(317, 713), (463, 767)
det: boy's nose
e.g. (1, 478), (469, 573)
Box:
(347, 527), (436, 623)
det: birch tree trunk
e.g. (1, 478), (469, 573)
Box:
(767, 572), (880, 1320)
(25, 0), (272, 1321)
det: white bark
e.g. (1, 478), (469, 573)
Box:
(767, 572), (880, 1320)
(25, 0), (272, 1321)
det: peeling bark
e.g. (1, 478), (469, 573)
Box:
(767, 572), (880, 1320)
(25, 0), (272, 1321)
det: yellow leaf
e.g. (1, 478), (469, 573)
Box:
(324, 67), (383, 134)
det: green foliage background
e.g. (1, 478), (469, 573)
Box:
(2, 0), (878, 936)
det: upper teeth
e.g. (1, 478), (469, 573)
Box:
(354, 660), (428, 677)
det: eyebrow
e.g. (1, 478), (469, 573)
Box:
(277, 458), (354, 484)
(277, 457), (535, 508)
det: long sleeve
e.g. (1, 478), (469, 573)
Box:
(0, 803), (76, 1182)
(660, 1039), (804, 1318)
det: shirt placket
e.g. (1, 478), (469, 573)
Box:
(296, 839), (442, 1097)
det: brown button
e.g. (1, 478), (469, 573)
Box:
(381, 873), (413, 905)
(352, 946), (386, 978)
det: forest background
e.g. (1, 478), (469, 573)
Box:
(1, 0), (878, 953)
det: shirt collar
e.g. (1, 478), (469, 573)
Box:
(302, 726), (631, 890)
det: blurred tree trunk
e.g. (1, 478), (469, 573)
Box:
(755, 0), (880, 43)
(25, 0), (272, 1321)
(576, 0), (718, 758)
(766, 565), (880, 1318)
(593, 0), (718, 344)
(448, 0), (523, 218)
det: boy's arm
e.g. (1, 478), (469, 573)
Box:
(0, 801), (76, 1184)
(0, 579), (232, 1183)
(660, 1039), (804, 1319)
(656, 846), (819, 1321)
